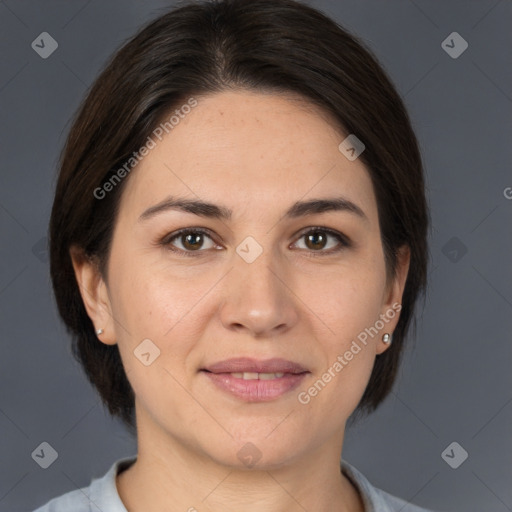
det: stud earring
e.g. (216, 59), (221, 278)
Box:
(382, 333), (392, 344)
(96, 328), (104, 335)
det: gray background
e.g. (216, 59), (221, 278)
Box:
(1, 1), (511, 511)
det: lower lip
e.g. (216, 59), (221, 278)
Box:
(201, 371), (308, 402)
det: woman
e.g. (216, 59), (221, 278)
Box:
(35, 0), (437, 510)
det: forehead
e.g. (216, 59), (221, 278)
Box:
(118, 90), (378, 222)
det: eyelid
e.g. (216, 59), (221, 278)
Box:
(161, 227), (215, 244)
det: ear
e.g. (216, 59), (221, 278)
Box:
(69, 245), (117, 346)
(376, 244), (411, 355)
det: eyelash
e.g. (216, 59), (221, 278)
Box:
(159, 227), (351, 258)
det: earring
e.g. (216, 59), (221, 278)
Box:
(382, 333), (392, 344)
(96, 328), (104, 335)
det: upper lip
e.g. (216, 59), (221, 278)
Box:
(202, 357), (309, 374)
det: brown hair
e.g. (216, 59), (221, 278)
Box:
(49, 0), (429, 435)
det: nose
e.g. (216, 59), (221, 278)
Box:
(219, 248), (299, 338)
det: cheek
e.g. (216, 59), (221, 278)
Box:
(108, 264), (208, 418)
(108, 257), (219, 369)
(307, 257), (387, 341)
(109, 247), (175, 332)
(298, 273), (383, 418)
(297, 252), (387, 404)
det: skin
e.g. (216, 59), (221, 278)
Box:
(72, 90), (410, 512)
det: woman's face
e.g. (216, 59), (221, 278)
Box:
(75, 90), (409, 469)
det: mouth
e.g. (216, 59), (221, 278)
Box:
(200, 358), (310, 402)
(217, 371), (287, 380)
(201, 357), (309, 375)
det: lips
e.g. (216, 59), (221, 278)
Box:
(202, 357), (309, 375)
(201, 357), (310, 402)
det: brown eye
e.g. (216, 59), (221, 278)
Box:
(181, 232), (205, 250)
(304, 231), (328, 250)
(293, 228), (350, 254)
(163, 229), (217, 254)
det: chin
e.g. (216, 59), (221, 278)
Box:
(200, 430), (305, 471)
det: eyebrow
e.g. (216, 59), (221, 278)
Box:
(138, 196), (368, 223)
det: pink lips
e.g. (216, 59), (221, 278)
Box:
(201, 357), (310, 402)
(204, 357), (309, 374)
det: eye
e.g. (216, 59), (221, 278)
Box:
(160, 226), (350, 257)
(292, 227), (350, 254)
(161, 228), (219, 255)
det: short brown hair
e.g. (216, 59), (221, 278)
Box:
(49, 0), (429, 435)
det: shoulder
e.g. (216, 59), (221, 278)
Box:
(31, 456), (137, 512)
(32, 488), (91, 512)
(341, 459), (440, 512)
(374, 487), (439, 512)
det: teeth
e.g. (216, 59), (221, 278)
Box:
(230, 372), (285, 380)
(259, 372), (284, 380)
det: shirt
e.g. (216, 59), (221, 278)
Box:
(32, 456), (438, 512)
